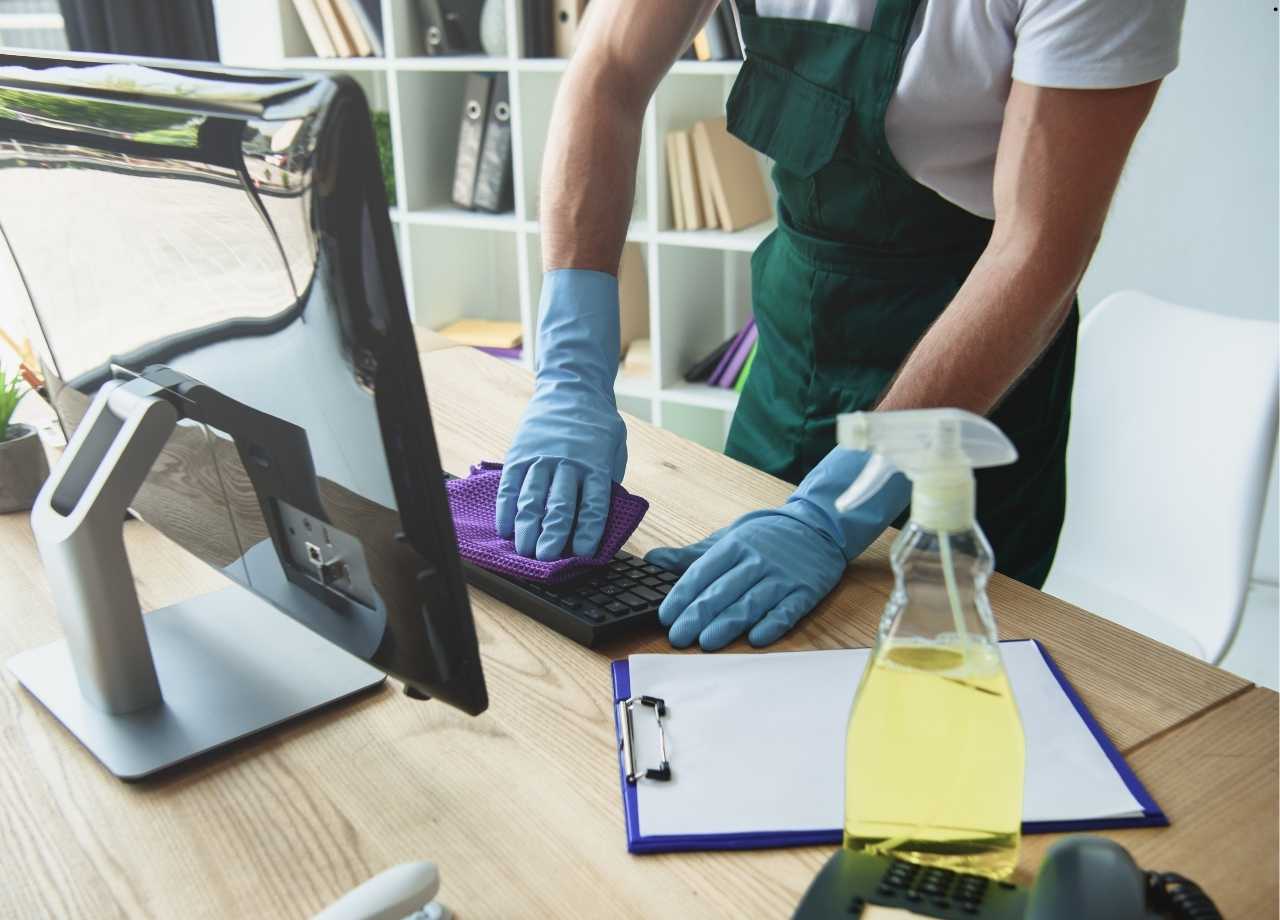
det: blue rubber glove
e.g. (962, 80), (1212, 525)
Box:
(646, 448), (910, 650)
(497, 269), (627, 560)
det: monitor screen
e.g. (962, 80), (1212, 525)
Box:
(0, 54), (486, 715)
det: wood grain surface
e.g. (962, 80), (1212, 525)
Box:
(0, 344), (1273, 919)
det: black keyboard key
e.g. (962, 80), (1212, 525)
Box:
(641, 564), (664, 576)
(560, 596), (582, 609)
(577, 606), (605, 623)
(586, 593), (611, 606)
(605, 601), (629, 616)
(600, 585), (623, 596)
(632, 586), (664, 604)
(616, 551), (635, 562)
(657, 572), (679, 584)
(616, 592), (649, 610)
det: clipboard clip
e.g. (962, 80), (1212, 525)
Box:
(617, 695), (671, 783)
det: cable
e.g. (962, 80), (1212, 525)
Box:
(1145, 871), (1223, 920)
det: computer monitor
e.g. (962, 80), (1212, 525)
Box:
(0, 53), (487, 778)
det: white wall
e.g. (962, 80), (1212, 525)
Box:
(1078, 2), (1278, 584)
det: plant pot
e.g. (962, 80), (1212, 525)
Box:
(0, 424), (51, 513)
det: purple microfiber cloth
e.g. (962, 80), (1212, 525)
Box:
(446, 461), (649, 583)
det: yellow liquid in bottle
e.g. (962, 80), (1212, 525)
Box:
(843, 640), (1024, 879)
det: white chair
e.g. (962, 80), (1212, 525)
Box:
(1042, 291), (1278, 663)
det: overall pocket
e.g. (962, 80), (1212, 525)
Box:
(726, 54), (852, 208)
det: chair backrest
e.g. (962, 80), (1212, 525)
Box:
(1050, 291), (1278, 661)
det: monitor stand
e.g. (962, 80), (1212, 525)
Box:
(5, 378), (384, 780)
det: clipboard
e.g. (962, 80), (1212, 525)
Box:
(611, 640), (1166, 855)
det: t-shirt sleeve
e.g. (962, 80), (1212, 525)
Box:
(1012, 0), (1186, 89)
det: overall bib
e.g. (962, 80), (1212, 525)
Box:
(724, 0), (1078, 588)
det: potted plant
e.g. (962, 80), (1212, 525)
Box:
(0, 365), (49, 513)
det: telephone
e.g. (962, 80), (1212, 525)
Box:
(791, 837), (1221, 920)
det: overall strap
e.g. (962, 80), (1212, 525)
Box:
(870, 0), (925, 45)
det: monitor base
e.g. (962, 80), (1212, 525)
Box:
(7, 586), (385, 780)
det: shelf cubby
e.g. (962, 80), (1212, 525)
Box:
(214, 0), (764, 452)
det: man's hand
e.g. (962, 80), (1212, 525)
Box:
(877, 80), (1162, 414)
(647, 449), (911, 650)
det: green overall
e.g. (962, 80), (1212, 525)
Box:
(724, 0), (1078, 588)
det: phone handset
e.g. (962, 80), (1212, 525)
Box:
(1030, 837), (1222, 920)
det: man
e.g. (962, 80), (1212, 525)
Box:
(497, 0), (1185, 650)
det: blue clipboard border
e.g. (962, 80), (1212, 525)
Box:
(611, 639), (1167, 855)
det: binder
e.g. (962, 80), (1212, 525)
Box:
(452, 73), (494, 210)
(473, 74), (514, 213)
(422, 0), (482, 56)
(292, 0), (338, 57)
(552, 0), (588, 58)
(683, 335), (735, 384)
(611, 640), (1166, 854)
(717, 1), (742, 59)
(522, 0), (550, 56)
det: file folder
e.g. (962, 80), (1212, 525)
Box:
(452, 73), (494, 210)
(611, 640), (1165, 854)
(473, 74), (513, 213)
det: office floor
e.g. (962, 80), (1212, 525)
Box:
(1221, 583), (1279, 690)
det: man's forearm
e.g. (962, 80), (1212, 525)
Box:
(876, 235), (1083, 413)
(539, 0), (716, 275)
(879, 79), (1160, 415)
(539, 65), (644, 274)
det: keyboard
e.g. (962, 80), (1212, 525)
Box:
(458, 550), (677, 647)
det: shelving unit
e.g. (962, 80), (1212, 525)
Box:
(213, 0), (775, 451)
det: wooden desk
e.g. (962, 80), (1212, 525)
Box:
(1, 346), (1275, 919)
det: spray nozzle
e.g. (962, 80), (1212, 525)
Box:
(834, 409), (1017, 529)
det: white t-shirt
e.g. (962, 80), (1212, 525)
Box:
(749, 0), (1185, 218)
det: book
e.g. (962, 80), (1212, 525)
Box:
(716, 321), (757, 388)
(621, 338), (651, 378)
(692, 29), (712, 62)
(352, 0), (384, 55)
(672, 130), (703, 230)
(331, 0), (373, 56)
(314, 0), (355, 57)
(704, 10), (732, 60)
(683, 335), (735, 384)
(665, 133), (686, 231)
(692, 117), (771, 231)
(691, 121), (720, 230)
(292, 0), (338, 57)
(707, 320), (754, 387)
(452, 73), (494, 209)
(437, 319), (523, 350)
(618, 242), (649, 352)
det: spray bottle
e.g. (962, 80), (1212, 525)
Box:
(836, 408), (1025, 880)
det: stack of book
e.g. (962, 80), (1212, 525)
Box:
(685, 2), (743, 62)
(666, 117), (771, 233)
(291, 0), (383, 58)
(437, 319), (523, 359)
(685, 319), (757, 392)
